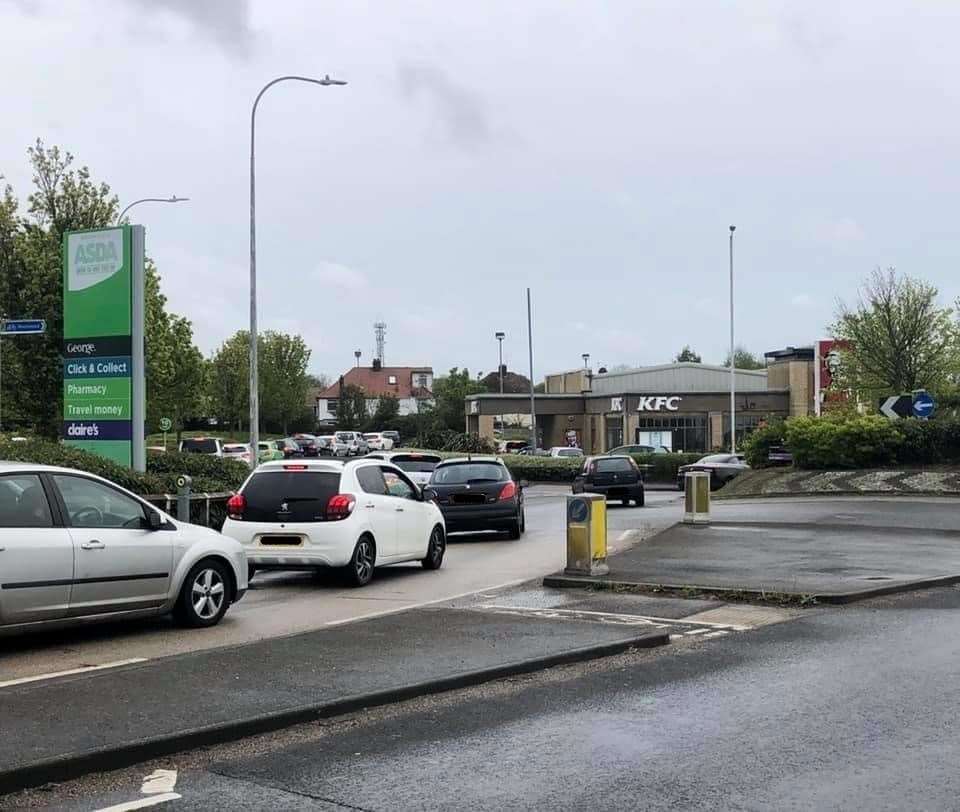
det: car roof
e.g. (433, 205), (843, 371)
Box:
(376, 451), (442, 460)
(436, 455), (504, 466)
(255, 458), (395, 473)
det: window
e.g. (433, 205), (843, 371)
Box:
(432, 463), (507, 485)
(387, 375), (398, 385)
(357, 466), (387, 495)
(605, 417), (623, 451)
(391, 454), (441, 474)
(241, 471), (341, 522)
(327, 400), (338, 416)
(381, 468), (416, 499)
(637, 415), (707, 453)
(0, 475), (53, 528)
(180, 438), (219, 454)
(54, 475), (146, 529)
(596, 458), (633, 473)
(417, 374), (428, 388)
(557, 449), (582, 458)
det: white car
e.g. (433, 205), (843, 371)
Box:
(222, 443), (252, 465)
(335, 431), (368, 457)
(179, 437), (225, 457)
(549, 447), (585, 458)
(363, 432), (395, 451)
(364, 451), (443, 488)
(221, 458), (446, 586)
(0, 464), (247, 634)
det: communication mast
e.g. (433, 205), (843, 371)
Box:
(374, 321), (386, 365)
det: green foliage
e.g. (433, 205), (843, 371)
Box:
(146, 450), (249, 492)
(441, 433), (497, 454)
(742, 420), (787, 467)
(674, 346), (702, 363)
(896, 418), (960, 464)
(209, 331), (250, 431)
(832, 268), (960, 400)
(260, 331), (311, 434)
(630, 453), (704, 481)
(478, 369), (531, 394)
(500, 454), (582, 482)
(335, 383), (369, 431)
(366, 394), (400, 431)
(784, 415), (903, 469)
(428, 368), (487, 432)
(722, 346), (765, 370)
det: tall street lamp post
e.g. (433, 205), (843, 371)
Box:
(526, 289), (537, 451)
(495, 331), (505, 442)
(729, 224), (736, 454)
(116, 195), (188, 225)
(249, 74), (346, 466)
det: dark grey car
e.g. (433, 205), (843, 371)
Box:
(676, 454), (750, 490)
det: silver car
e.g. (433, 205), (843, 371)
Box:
(0, 463), (247, 635)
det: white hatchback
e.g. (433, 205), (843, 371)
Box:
(221, 459), (446, 586)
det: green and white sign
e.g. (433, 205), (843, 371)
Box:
(159, 417), (172, 432)
(62, 225), (146, 470)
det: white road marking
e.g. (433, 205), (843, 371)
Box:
(703, 631), (729, 639)
(93, 792), (181, 812)
(475, 605), (668, 627)
(683, 628), (711, 636)
(141, 769), (178, 794)
(476, 605), (746, 631)
(0, 658), (147, 689)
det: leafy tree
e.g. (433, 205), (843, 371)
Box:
(478, 369), (531, 393)
(335, 383), (368, 430)
(306, 373), (331, 390)
(365, 393), (400, 431)
(674, 345), (702, 363)
(427, 368), (487, 432)
(831, 268), (959, 399)
(260, 331), (311, 434)
(722, 346), (765, 370)
(210, 332), (251, 431)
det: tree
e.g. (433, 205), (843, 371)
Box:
(366, 394), (400, 431)
(722, 346), (765, 370)
(478, 369), (531, 393)
(831, 268), (959, 398)
(428, 368), (487, 432)
(306, 373), (331, 390)
(209, 332), (251, 431)
(260, 331), (311, 434)
(335, 383), (368, 431)
(674, 346), (702, 363)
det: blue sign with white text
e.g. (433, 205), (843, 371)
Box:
(913, 391), (936, 419)
(1, 319), (45, 335)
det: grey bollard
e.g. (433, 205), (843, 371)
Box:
(176, 474), (192, 522)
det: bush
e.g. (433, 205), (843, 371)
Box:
(897, 417), (960, 464)
(784, 415), (903, 469)
(147, 451), (248, 493)
(501, 454), (582, 482)
(742, 420), (787, 468)
(441, 433), (497, 454)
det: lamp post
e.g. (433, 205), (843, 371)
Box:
(249, 74), (346, 467)
(495, 331), (505, 441)
(729, 225), (736, 454)
(527, 289), (537, 451)
(354, 350), (362, 368)
(116, 196), (188, 225)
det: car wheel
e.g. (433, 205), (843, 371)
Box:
(421, 525), (445, 570)
(507, 510), (524, 540)
(174, 559), (232, 628)
(621, 498), (631, 506)
(635, 489), (645, 507)
(344, 536), (376, 587)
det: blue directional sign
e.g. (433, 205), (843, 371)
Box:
(0, 319), (46, 335)
(913, 391), (936, 419)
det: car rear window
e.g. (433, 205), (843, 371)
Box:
(181, 439), (218, 454)
(241, 471), (341, 522)
(595, 458), (633, 473)
(336, 433), (353, 441)
(391, 454), (441, 473)
(699, 455), (731, 463)
(557, 449), (582, 457)
(363, 434), (379, 440)
(223, 445), (247, 454)
(432, 462), (508, 484)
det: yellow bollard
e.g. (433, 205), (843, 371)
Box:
(683, 471), (711, 525)
(565, 494), (609, 575)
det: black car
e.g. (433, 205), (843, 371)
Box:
(572, 456), (644, 507)
(291, 434), (324, 457)
(278, 438), (302, 459)
(676, 454), (749, 490)
(427, 457), (526, 539)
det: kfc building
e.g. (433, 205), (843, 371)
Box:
(466, 347), (816, 454)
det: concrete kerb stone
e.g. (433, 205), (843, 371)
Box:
(0, 631), (668, 796)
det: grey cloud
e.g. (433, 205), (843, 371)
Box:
(129, 0), (255, 57)
(397, 63), (490, 148)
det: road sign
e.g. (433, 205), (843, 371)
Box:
(0, 319), (45, 335)
(880, 395), (912, 419)
(159, 417), (172, 432)
(912, 391), (936, 419)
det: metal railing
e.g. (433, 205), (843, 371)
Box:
(144, 491), (233, 530)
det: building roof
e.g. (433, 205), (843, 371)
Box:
(319, 366), (434, 400)
(765, 346), (815, 361)
(590, 362), (768, 394)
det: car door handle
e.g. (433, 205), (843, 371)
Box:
(395, 507), (405, 512)
(80, 540), (105, 550)
(364, 503), (376, 509)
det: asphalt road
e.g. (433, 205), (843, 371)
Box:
(0, 486), (682, 683)
(17, 585), (960, 811)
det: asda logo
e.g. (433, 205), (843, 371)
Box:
(67, 229), (124, 292)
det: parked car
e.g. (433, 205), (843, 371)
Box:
(0, 464), (246, 634)
(364, 451), (443, 487)
(572, 455), (644, 507)
(381, 431), (401, 447)
(222, 443), (252, 465)
(179, 437), (225, 457)
(291, 434), (325, 458)
(277, 438), (303, 459)
(221, 459), (446, 587)
(767, 446), (794, 466)
(549, 447), (584, 458)
(607, 444), (671, 456)
(335, 431), (368, 456)
(320, 434), (347, 457)
(427, 457), (526, 539)
(498, 440), (528, 454)
(676, 454), (750, 490)
(364, 432), (395, 451)
(518, 446), (550, 457)
(257, 440), (285, 463)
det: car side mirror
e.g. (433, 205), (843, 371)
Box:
(422, 488), (438, 502)
(146, 510), (163, 530)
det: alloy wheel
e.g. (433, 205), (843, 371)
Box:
(355, 539), (374, 582)
(192, 568), (225, 620)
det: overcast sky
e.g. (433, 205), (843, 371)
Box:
(2, 1), (958, 380)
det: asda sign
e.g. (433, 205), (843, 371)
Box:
(62, 226), (146, 470)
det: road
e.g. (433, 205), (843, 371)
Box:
(0, 486), (682, 683)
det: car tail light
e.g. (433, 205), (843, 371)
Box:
(284, 464), (308, 470)
(326, 493), (356, 520)
(498, 481), (518, 501)
(227, 493), (246, 520)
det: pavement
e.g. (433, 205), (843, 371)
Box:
(546, 496), (960, 602)
(0, 605), (668, 794)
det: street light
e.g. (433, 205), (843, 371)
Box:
(249, 74), (346, 467)
(116, 195), (188, 225)
(495, 331), (505, 441)
(354, 350), (362, 368)
(729, 225), (736, 454)
(582, 353), (590, 370)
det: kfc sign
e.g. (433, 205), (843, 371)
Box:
(637, 396), (681, 412)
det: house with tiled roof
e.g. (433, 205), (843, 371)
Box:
(315, 361), (434, 424)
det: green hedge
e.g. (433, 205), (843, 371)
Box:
(146, 451), (249, 493)
(630, 453), (704, 482)
(500, 455), (582, 482)
(743, 421), (787, 468)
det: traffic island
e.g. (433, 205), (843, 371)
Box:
(716, 467), (960, 499)
(0, 608), (668, 795)
(544, 520), (960, 605)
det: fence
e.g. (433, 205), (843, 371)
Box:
(144, 491), (233, 530)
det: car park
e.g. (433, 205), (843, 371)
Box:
(223, 443), (253, 465)
(319, 434), (347, 457)
(676, 454), (750, 490)
(335, 431), (368, 456)
(179, 437), (225, 457)
(0, 464), (246, 634)
(572, 455), (644, 506)
(277, 438), (302, 459)
(549, 447), (584, 458)
(221, 459), (445, 587)
(364, 451), (442, 487)
(363, 432), (394, 451)
(427, 457), (525, 539)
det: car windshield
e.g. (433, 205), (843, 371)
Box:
(242, 471), (341, 522)
(698, 455), (732, 463)
(181, 439), (218, 454)
(432, 462), (507, 484)
(595, 458), (633, 472)
(557, 449), (582, 457)
(336, 433), (352, 441)
(391, 454), (441, 474)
